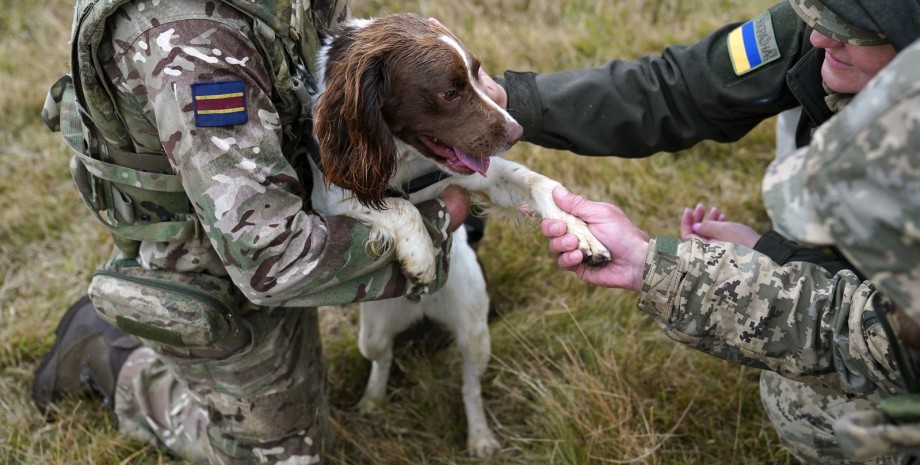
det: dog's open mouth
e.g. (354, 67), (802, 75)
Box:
(418, 135), (490, 176)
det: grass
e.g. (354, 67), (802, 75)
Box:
(0, 0), (791, 463)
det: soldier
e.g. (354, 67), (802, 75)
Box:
(485, 0), (918, 153)
(33, 0), (469, 463)
(471, 0), (919, 463)
(477, 0), (918, 255)
(540, 37), (920, 464)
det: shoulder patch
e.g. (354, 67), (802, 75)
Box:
(727, 12), (781, 76)
(192, 80), (247, 127)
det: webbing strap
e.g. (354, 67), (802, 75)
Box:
(49, 75), (198, 243)
(308, 144), (452, 200)
(73, 150), (185, 192)
(52, 77), (185, 193)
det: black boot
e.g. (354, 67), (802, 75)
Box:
(32, 295), (140, 415)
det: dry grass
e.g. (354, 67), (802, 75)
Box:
(1, 0), (792, 463)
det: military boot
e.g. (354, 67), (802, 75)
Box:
(32, 295), (140, 415)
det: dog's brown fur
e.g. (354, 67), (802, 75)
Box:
(313, 14), (518, 210)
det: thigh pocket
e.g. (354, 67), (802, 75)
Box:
(89, 258), (248, 350)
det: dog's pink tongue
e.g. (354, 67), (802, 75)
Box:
(454, 148), (490, 176)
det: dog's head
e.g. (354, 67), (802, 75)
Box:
(312, 14), (523, 210)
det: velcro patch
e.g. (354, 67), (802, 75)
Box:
(727, 12), (781, 76)
(192, 80), (247, 127)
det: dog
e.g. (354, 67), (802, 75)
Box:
(307, 14), (610, 458)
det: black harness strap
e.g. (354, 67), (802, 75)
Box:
(309, 143), (452, 200)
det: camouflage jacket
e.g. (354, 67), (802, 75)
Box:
(73, 0), (451, 307)
(638, 236), (904, 398)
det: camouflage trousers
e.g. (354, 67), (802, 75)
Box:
(760, 371), (897, 465)
(113, 307), (331, 464)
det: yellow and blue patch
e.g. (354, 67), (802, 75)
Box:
(727, 12), (781, 76)
(192, 80), (247, 127)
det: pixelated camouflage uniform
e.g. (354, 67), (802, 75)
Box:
(41, 0), (454, 462)
(638, 38), (920, 464)
(765, 36), (920, 463)
(496, 0), (917, 461)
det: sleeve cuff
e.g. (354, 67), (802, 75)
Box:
(637, 236), (684, 321)
(502, 70), (544, 143)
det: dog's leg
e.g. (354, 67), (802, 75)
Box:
(335, 196), (440, 299)
(357, 298), (424, 413)
(448, 158), (611, 267)
(424, 234), (500, 458)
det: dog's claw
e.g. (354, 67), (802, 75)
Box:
(582, 250), (612, 268)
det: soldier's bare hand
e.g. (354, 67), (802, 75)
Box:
(541, 187), (649, 292)
(679, 203), (761, 248)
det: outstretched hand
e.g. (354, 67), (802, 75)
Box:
(541, 187), (649, 292)
(679, 203), (761, 248)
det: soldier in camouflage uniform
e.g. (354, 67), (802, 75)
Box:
(539, 37), (920, 465)
(475, 0), (919, 463)
(32, 0), (469, 463)
(760, 37), (920, 462)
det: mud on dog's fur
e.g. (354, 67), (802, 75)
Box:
(308, 13), (610, 458)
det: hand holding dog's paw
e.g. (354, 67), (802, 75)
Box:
(565, 219), (612, 267)
(542, 187), (650, 292)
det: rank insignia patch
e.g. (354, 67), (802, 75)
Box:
(727, 12), (781, 76)
(192, 80), (247, 127)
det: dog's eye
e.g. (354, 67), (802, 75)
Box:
(440, 90), (460, 102)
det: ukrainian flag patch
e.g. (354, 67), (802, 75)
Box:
(192, 80), (247, 127)
(727, 12), (781, 76)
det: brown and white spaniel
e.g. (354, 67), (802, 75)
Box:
(308, 13), (610, 459)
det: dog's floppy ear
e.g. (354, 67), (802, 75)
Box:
(313, 42), (397, 211)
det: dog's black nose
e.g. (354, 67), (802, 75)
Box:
(505, 122), (523, 144)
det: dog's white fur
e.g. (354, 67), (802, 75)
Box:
(309, 16), (610, 459)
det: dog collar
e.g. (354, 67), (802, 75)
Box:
(308, 140), (452, 200)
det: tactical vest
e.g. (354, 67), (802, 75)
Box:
(41, 0), (331, 257)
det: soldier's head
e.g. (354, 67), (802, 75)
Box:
(764, 36), (920, 370)
(788, 0), (920, 93)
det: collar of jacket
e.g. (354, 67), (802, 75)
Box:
(786, 47), (836, 149)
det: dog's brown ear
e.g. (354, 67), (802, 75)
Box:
(313, 45), (396, 211)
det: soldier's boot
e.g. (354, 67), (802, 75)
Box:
(32, 295), (140, 415)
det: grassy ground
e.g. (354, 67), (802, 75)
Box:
(0, 0), (792, 463)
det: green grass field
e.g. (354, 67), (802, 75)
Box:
(1, 0), (793, 463)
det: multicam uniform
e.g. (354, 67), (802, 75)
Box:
(42, 0), (453, 463)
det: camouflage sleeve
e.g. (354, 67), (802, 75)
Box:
(637, 236), (904, 396)
(103, 1), (449, 307)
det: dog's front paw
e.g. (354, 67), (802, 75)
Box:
(566, 219), (612, 267)
(397, 237), (437, 295)
(468, 432), (501, 459)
